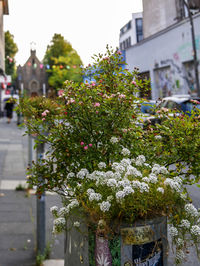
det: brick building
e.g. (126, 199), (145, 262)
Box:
(17, 49), (48, 97)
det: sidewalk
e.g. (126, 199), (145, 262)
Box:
(0, 114), (64, 266)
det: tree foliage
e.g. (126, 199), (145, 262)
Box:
(43, 33), (83, 88)
(4, 30), (18, 77)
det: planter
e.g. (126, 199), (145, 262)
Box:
(64, 216), (168, 266)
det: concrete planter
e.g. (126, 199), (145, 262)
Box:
(64, 216), (168, 266)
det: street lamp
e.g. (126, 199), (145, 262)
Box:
(182, 0), (200, 96)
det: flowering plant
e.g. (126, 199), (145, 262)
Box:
(18, 47), (200, 264)
(50, 147), (200, 264)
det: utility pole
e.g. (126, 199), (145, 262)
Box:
(183, 0), (200, 96)
(36, 141), (46, 255)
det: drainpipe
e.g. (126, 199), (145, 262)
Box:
(183, 0), (200, 96)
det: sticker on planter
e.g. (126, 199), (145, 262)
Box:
(132, 238), (163, 266)
(121, 225), (154, 245)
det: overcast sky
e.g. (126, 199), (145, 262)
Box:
(4, 0), (142, 66)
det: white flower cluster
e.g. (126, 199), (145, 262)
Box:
(59, 207), (70, 217)
(175, 250), (186, 262)
(53, 217), (66, 234)
(98, 162), (107, 169)
(152, 164), (168, 175)
(132, 180), (149, 193)
(67, 172), (75, 179)
(99, 201), (111, 212)
(164, 178), (181, 192)
(50, 206), (58, 217)
(74, 221), (80, 228)
(121, 148), (130, 156)
(135, 155), (146, 166)
(77, 168), (89, 179)
(110, 137), (119, 144)
(157, 187), (164, 194)
(190, 225), (200, 237)
(185, 203), (199, 217)
(169, 226), (179, 238)
(179, 219), (190, 229)
(89, 192), (102, 202)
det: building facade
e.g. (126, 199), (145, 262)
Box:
(119, 12), (143, 51)
(123, 0), (200, 99)
(0, 0), (8, 72)
(126, 13), (200, 99)
(17, 49), (48, 97)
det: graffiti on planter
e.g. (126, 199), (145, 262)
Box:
(132, 239), (163, 266)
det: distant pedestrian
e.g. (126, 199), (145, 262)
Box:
(4, 97), (16, 123)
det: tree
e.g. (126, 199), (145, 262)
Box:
(5, 31), (18, 77)
(43, 34), (83, 88)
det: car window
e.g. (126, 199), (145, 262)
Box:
(184, 102), (200, 112)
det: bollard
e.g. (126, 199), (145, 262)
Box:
(36, 141), (46, 255)
(28, 134), (33, 168)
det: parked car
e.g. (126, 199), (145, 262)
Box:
(142, 95), (200, 127)
(157, 95), (200, 115)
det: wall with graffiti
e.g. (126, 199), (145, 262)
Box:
(126, 12), (200, 99)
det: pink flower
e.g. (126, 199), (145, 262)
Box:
(91, 82), (96, 86)
(42, 112), (47, 117)
(42, 118), (46, 121)
(89, 144), (92, 147)
(131, 81), (137, 86)
(117, 51), (122, 55)
(84, 146), (88, 150)
(118, 94), (126, 98)
(96, 111), (99, 114)
(44, 110), (49, 113)
(80, 142), (84, 145)
(94, 102), (100, 107)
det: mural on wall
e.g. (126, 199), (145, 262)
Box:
(153, 35), (200, 98)
(183, 61), (197, 96)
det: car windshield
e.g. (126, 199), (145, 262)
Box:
(183, 101), (200, 113)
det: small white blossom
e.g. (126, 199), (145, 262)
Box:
(50, 206), (58, 216)
(173, 176), (182, 184)
(148, 174), (158, 184)
(179, 219), (190, 229)
(120, 158), (131, 168)
(121, 148), (130, 156)
(77, 169), (89, 179)
(169, 226), (179, 238)
(155, 135), (162, 140)
(157, 187), (164, 194)
(135, 155), (146, 166)
(175, 250), (185, 262)
(99, 201), (111, 212)
(53, 217), (66, 234)
(107, 195), (114, 202)
(115, 165), (125, 174)
(98, 162), (107, 169)
(142, 177), (149, 183)
(116, 191), (126, 200)
(107, 178), (118, 188)
(67, 172), (75, 178)
(87, 188), (95, 195)
(123, 186), (134, 195)
(105, 171), (114, 179)
(59, 207), (70, 216)
(164, 178), (181, 192)
(110, 137), (119, 144)
(74, 221), (80, 227)
(176, 238), (184, 248)
(89, 193), (102, 202)
(190, 225), (200, 236)
(185, 204), (198, 218)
